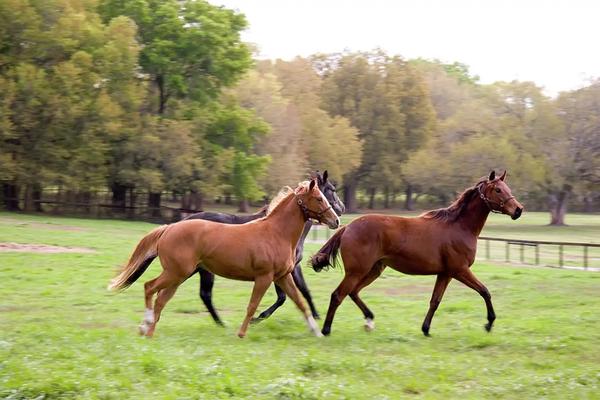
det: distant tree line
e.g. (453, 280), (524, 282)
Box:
(1, 1), (598, 225)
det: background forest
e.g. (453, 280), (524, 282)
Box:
(1, 0), (599, 225)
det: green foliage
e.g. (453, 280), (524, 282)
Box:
(98, 0), (252, 113)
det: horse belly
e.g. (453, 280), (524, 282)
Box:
(201, 259), (256, 281)
(385, 252), (444, 275)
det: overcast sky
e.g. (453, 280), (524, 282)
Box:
(209, 0), (600, 96)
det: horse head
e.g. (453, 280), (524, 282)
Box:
(479, 170), (524, 220)
(314, 170), (345, 216)
(296, 179), (340, 229)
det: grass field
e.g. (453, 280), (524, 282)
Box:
(1, 211), (600, 399)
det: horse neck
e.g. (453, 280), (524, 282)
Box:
(459, 195), (490, 237)
(266, 194), (307, 243)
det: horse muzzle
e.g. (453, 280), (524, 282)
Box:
(511, 207), (523, 220)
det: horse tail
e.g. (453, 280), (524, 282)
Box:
(108, 224), (169, 291)
(311, 226), (346, 272)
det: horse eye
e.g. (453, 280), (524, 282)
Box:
(495, 188), (501, 193)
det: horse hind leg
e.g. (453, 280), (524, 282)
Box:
(453, 268), (496, 332)
(139, 274), (169, 336)
(275, 273), (321, 337)
(145, 283), (180, 338)
(421, 273), (452, 336)
(321, 274), (363, 336)
(198, 267), (224, 326)
(349, 261), (385, 332)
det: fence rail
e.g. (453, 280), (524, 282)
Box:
(308, 226), (600, 271)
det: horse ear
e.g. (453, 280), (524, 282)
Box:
(323, 170), (328, 183)
(499, 170), (507, 181)
(488, 170), (496, 181)
(309, 179), (316, 191)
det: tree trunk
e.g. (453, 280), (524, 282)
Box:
(192, 191), (203, 211)
(343, 179), (359, 213)
(368, 187), (376, 209)
(148, 192), (162, 219)
(548, 189), (569, 226)
(405, 185), (414, 211)
(128, 187), (137, 219)
(383, 186), (390, 209)
(238, 198), (249, 213)
(157, 74), (168, 115)
(224, 193), (232, 205)
(24, 184), (42, 212)
(3, 183), (20, 211)
(111, 183), (127, 213)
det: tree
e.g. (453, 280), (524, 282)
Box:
(319, 52), (434, 211)
(98, 0), (252, 114)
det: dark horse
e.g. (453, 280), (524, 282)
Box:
(311, 171), (524, 336)
(185, 171), (345, 325)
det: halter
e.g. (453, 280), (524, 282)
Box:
(477, 183), (515, 214)
(295, 196), (332, 223)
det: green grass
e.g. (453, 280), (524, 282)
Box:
(1, 212), (600, 399)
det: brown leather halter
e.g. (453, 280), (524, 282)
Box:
(296, 196), (332, 223)
(477, 183), (515, 214)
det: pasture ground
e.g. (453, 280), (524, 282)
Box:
(1, 211), (600, 399)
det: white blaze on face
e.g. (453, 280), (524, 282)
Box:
(316, 187), (339, 227)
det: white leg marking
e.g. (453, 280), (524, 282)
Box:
(364, 318), (375, 332)
(306, 315), (323, 337)
(144, 308), (155, 324)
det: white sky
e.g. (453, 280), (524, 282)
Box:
(209, 0), (600, 96)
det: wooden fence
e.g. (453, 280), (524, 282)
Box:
(308, 226), (600, 271)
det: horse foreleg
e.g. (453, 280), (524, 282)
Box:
(238, 275), (272, 338)
(291, 265), (320, 319)
(421, 273), (452, 336)
(252, 284), (286, 324)
(198, 267), (224, 326)
(453, 269), (496, 332)
(275, 273), (322, 337)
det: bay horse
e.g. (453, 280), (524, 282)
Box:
(311, 171), (524, 336)
(185, 171), (344, 325)
(109, 180), (340, 338)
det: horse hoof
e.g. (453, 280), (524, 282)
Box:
(321, 329), (331, 336)
(364, 318), (375, 332)
(250, 317), (263, 325)
(138, 323), (148, 336)
(237, 331), (246, 338)
(314, 330), (324, 338)
(485, 323), (493, 332)
(313, 314), (321, 320)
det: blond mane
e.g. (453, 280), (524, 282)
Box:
(266, 181), (311, 216)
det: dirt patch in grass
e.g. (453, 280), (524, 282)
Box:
(0, 242), (96, 254)
(0, 217), (87, 232)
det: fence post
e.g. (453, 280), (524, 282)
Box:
(559, 244), (563, 267)
(520, 243), (524, 263)
(313, 226), (318, 242)
(535, 245), (539, 266)
(583, 246), (588, 270)
(505, 242), (510, 263)
(486, 239), (490, 260)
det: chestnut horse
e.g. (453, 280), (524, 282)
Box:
(311, 171), (524, 336)
(109, 180), (339, 338)
(185, 170), (345, 326)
